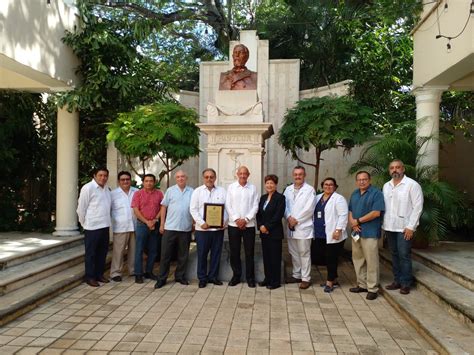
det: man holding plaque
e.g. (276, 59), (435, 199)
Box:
(226, 166), (259, 288)
(190, 168), (228, 288)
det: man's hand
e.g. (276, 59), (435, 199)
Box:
(201, 223), (209, 230)
(349, 216), (359, 228)
(260, 225), (269, 234)
(236, 218), (247, 230)
(403, 228), (414, 240)
(159, 225), (165, 234)
(287, 216), (298, 228)
(332, 230), (341, 240)
(146, 219), (155, 230)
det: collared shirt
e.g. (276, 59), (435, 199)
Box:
(190, 184), (228, 231)
(162, 184), (194, 232)
(383, 175), (423, 232)
(349, 185), (385, 238)
(77, 179), (112, 230)
(131, 189), (163, 220)
(225, 181), (259, 227)
(111, 186), (138, 233)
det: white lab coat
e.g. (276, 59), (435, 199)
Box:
(284, 183), (316, 239)
(315, 192), (348, 244)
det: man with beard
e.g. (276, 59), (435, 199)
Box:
(383, 160), (423, 295)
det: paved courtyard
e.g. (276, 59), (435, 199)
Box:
(0, 262), (435, 354)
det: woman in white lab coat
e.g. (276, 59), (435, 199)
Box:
(313, 177), (348, 293)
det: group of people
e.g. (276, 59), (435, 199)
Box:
(77, 159), (423, 299)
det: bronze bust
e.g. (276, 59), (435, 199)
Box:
(219, 44), (257, 90)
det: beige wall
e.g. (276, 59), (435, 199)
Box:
(0, 0), (80, 91)
(440, 129), (474, 201)
(412, 0), (473, 89)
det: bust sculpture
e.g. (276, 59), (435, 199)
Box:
(219, 44), (258, 90)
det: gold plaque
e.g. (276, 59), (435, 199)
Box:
(204, 203), (225, 228)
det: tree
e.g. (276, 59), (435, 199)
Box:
(349, 120), (473, 243)
(278, 96), (373, 188)
(107, 102), (200, 186)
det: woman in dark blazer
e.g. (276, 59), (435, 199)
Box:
(256, 174), (286, 289)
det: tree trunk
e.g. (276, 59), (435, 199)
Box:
(314, 149), (322, 190)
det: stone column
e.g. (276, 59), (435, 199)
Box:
(107, 141), (119, 190)
(413, 87), (446, 169)
(53, 107), (80, 236)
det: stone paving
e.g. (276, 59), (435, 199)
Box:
(0, 262), (436, 354)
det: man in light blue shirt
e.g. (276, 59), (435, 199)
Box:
(155, 170), (194, 288)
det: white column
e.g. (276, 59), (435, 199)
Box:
(53, 107), (80, 236)
(413, 87), (446, 169)
(107, 141), (119, 190)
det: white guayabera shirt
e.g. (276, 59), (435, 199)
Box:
(383, 175), (424, 232)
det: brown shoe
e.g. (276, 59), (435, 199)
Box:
(286, 277), (302, 284)
(400, 286), (410, 295)
(86, 279), (100, 287)
(97, 277), (110, 283)
(385, 282), (401, 290)
(299, 281), (311, 289)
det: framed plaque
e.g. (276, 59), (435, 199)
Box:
(203, 203), (225, 228)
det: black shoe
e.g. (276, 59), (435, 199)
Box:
(385, 282), (401, 290)
(366, 292), (378, 300)
(258, 280), (268, 287)
(175, 279), (189, 285)
(144, 272), (158, 280)
(154, 279), (166, 289)
(349, 286), (368, 293)
(135, 275), (144, 284)
(228, 278), (240, 286)
(111, 276), (122, 282)
(247, 280), (256, 288)
(199, 280), (207, 288)
(209, 279), (223, 286)
(266, 285), (281, 290)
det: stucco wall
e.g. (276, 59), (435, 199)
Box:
(0, 0), (80, 90)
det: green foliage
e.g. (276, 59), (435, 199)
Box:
(349, 121), (472, 242)
(279, 95), (374, 187)
(0, 91), (56, 231)
(107, 102), (200, 183)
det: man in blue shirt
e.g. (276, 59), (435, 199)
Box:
(348, 171), (385, 300)
(155, 170), (194, 289)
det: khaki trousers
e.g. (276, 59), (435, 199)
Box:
(352, 237), (379, 293)
(288, 238), (312, 282)
(110, 232), (136, 277)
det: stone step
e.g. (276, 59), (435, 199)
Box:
(380, 249), (474, 331)
(379, 265), (474, 355)
(412, 244), (474, 292)
(0, 235), (84, 270)
(0, 245), (85, 296)
(0, 254), (112, 327)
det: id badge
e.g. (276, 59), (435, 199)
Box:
(317, 211), (322, 219)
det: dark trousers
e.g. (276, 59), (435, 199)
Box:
(228, 226), (255, 281)
(314, 238), (344, 281)
(261, 237), (282, 287)
(386, 231), (413, 287)
(84, 227), (109, 281)
(195, 230), (224, 282)
(135, 221), (160, 276)
(158, 230), (191, 281)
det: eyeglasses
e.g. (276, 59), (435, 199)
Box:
(203, 175), (215, 180)
(119, 178), (131, 181)
(356, 178), (369, 182)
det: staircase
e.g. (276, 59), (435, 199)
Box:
(0, 234), (111, 326)
(379, 242), (474, 355)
